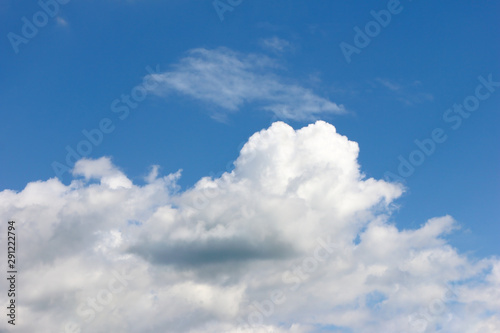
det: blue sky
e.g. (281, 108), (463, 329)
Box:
(1, 1), (499, 332)
(2, 0), (498, 256)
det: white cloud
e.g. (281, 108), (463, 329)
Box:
(259, 37), (292, 53)
(144, 48), (345, 120)
(0, 121), (498, 332)
(73, 157), (133, 189)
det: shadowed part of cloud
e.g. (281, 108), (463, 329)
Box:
(128, 236), (295, 266)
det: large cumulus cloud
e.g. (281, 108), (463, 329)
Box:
(0, 121), (498, 333)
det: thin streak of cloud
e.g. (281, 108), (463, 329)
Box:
(373, 78), (434, 106)
(144, 47), (346, 120)
(376, 78), (401, 91)
(259, 37), (293, 53)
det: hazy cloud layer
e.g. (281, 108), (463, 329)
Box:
(145, 48), (345, 120)
(0, 121), (498, 333)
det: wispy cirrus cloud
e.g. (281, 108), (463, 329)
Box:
(144, 47), (345, 120)
(376, 78), (402, 92)
(259, 36), (293, 53)
(372, 78), (434, 106)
